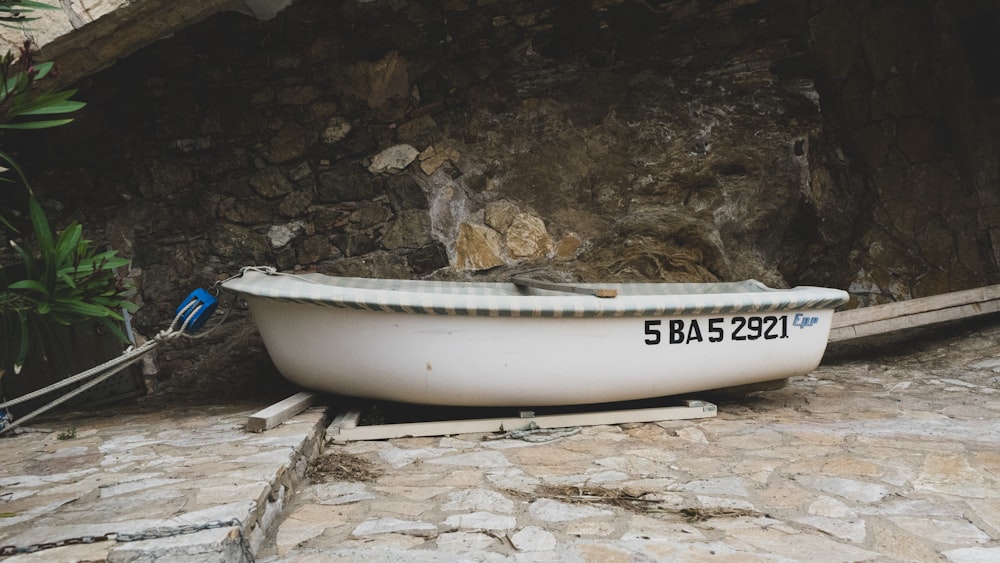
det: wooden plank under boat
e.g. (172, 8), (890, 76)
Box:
(222, 267), (849, 407)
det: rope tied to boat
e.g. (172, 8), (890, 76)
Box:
(0, 287), (231, 436)
(225, 264), (323, 286)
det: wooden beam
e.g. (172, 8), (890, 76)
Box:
(325, 409), (361, 437)
(246, 391), (316, 432)
(829, 284), (1000, 343)
(512, 277), (617, 298)
(326, 400), (716, 441)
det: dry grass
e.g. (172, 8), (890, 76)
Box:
(531, 484), (659, 511)
(677, 507), (762, 521)
(517, 484), (762, 521)
(306, 451), (382, 483)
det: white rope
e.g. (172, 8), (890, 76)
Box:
(0, 294), (232, 436)
(229, 265), (323, 286)
(0, 340), (159, 410)
(0, 352), (151, 435)
(0, 303), (198, 411)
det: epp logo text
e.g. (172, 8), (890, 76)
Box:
(792, 313), (819, 329)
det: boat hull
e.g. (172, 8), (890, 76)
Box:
(224, 269), (848, 407)
(245, 298), (833, 405)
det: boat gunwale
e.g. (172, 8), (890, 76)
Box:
(222, 269), (849, 318)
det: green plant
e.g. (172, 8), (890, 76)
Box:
(0, 49), (83, 128)
(1, 198), (137, 373)
(0, 0), (55, 27)
(0, 2), (84, 230)
(0, 6), (135, 377)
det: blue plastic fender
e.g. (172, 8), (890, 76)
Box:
(175, 288), (219, 333)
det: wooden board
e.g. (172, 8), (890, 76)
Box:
(246, 391), (315, 432)
(829, 284), (1000, 343)
(326, 400), (717, 441)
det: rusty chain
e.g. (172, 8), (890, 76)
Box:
(0, 518), (251, 559)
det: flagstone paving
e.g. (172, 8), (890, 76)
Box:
(1, 319), (999, 562)
(0, 405), (326, 562)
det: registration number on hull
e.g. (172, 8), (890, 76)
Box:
(643, 314), (819, 345)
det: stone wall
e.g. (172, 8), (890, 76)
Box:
(2, 0), (998, 400)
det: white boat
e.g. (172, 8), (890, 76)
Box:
(222, 267), (849, 407)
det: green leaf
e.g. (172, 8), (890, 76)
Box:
(0, 149), (31, 191)
(56, 269), (77, 288)
(2, 72), (28, 102)
(8, 88), (84, 116)
(97, 317), (130, 344)
(9, 240), (37, 279)
(8, 1), (59, 10)
(52, 300), (112, 318)
(28, 197), (53, 256)
(54, 222), (82, 258)
(67, 253), (128, 275)
(86, 295), (117, 307)
(0, 17), (40, 30)
(14, 99), (85, 116)
(7, 279), (48, 294)
(29, 60), (54, 81)
(9, 97), (85, 117)
(102, 256), (130, 270)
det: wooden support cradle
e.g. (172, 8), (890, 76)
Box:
(326, 400), (717, 441)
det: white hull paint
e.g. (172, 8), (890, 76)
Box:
(224, 268), (848, 406)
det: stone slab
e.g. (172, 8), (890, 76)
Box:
(0, 405), (327, 562)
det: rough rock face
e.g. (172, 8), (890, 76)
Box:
(2, 0), (998, 398)
(811, 0), (1000, 303)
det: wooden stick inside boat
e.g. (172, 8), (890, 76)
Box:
(512, 276), (618, 298)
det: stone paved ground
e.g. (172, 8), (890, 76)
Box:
(1, 319), (999, 562)
(0, 405), (326, 562)
(260, 320), (1000, 562)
